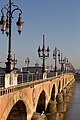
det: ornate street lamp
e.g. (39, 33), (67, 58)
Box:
(35, 60), (39, 67)
(63, 57), (68, 72)
(25, 57), (30, 71)
(67, 62), (75, 73)
(70, 63), (75, 73)
(35, 60), (39, 73)
(12, 53), (17, 69)
(37, 35), (50, 74)
(58, 52), (65, 72)
(0, 0), (24, 73)
(53, 47), (60, 72)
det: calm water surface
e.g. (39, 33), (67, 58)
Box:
(66, 81), (80, 120)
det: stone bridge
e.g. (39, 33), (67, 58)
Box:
(0, 73), (75, 120)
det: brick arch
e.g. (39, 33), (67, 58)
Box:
(7, 100), (27, 120)
(63, 79), (65, 88)
(34, 86), (50, 112)
(50, 84), (55, 101)
(58, 81), (61, 93)
(1, 91), (32, 120)
(36, 90), (46, 113)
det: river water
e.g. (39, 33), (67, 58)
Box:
(66, 80), (80, 120)
(46, 80), (80, 120)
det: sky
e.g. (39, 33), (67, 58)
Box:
(0, 0), (80, 69)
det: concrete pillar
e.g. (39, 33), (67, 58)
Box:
(66, 86), (70, 93)
(13, 71), (18, 86)
(5, 73), (10, 88)
(57, 102), (67, 112)
(46, 100), (57, 113)
(46, 113), (56, 120)
(43, 72), (47, 79)
(31, 113), (46, 120)
(4, 71), (18, 88)
(63, 88), (67, 97)
(55, 72), (58, 77)
(56, 93), (63, 104)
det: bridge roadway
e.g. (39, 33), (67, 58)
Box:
(0, 73), (75, 120)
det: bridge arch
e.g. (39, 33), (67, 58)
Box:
(63, 79), (64, 87)
(1, 91), (32, 120)
(58, 81), (61, 93)
(51, 84), (55, 101)
(36, 90), (46, 113)
(7, 100), (27, 120)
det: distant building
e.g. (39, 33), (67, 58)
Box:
(22, 66), (42, 73)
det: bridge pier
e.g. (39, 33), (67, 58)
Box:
(56, 93), (63, 104)
(63, 88), (67, 97)
(4, 71), (18, 88)
(31, 113), (46, 120)
(46, 100), (57, 113)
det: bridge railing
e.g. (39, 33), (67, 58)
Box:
(0, 74), (55, 96)
(17, 71), (62, 84)
(0, 72), (75, 96)
(0, 74), (5, 87)
(0, 71), (59, 88)
(17, 72), (43, 84)
(0, 71), (68, 87)
(17, 71), (64, 84)
(0, 70), (75, 89)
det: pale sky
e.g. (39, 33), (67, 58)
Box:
(0, 0), (80, 69)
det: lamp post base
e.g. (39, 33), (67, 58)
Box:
(43, 72), (47, 79)
(5, 61), (13, 73)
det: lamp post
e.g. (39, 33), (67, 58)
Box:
(25, 57), (30, 72)
(67, 62), (75, 73)
(35, 60), (39, 73)
(35, 60), (39, 67)
(63, 57), (68, 72)
(53, 47), (60, 72)
(12, 53), (17, 69)
(0, 0), (23, 73)
(37, 35), (50, 75)
(70, 63), (75, 73)
(58, 52), (65, 72)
